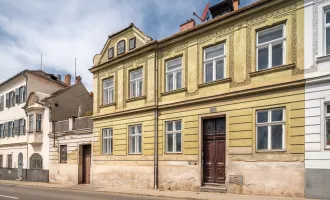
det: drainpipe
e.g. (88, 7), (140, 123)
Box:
(154, 45), (159, 190)
(23, 71), (28, 181)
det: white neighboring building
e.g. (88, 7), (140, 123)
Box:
(0, 70), (67, 181)
(304, 0), (330, 198)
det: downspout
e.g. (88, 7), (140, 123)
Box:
(23, 71), (28, 181)
(154, 44), (159, 190)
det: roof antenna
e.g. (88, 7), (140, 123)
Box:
(74, 57), (77, 79)
(40, 53), (43, 70)
(193, 2), (210, 22)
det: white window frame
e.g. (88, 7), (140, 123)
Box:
(256, 24), (286, 71)
(29, 114), (34, 132)
(166, 57), (183, 92)
(129, 124), (142, 154)
(8, 121), (13, 137)
(325, 104), (330, 148)
(165, 120), (182, 153)
(103, 78), (114, 105)
(102, 128), (113, 154)
(129, 68), (143, 98)
(19, 119), (25, 135)
(324, 9), (330, 55)
(256, 108), (286, 151)
(203, 43), (226, 83)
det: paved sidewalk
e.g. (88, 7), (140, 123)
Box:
(0, 180), (310, 200)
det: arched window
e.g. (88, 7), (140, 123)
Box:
(30, 153), (43, 169)
(117, 40), (125, 55)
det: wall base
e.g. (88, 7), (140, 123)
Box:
(305, 168), (330, 199)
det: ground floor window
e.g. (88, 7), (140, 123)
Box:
(129, 124), (142, 154)
(165, 120), (182, 153)
(7, 154), (12, 168)
(30, 153), (43, 169)
(60, 145), (67, 163)
(102, 128), (113, 154)
(325, 105), (330, 146)
(0, 155), (3, 168)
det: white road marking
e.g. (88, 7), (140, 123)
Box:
(0, 195), (19, 199)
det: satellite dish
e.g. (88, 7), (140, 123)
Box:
(193, 2), (210, 22)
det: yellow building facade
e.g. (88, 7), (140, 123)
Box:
(90, 0), (305, 197)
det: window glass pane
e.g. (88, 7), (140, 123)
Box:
(258, 47), (268, 70)
(167, 73), (174, 91)
(167, 58), (182, 70)
(176, 71), (182, 89)
(167, 122), (173, 131)
(272, 43), (283, 67)
(175, 121), (181, 131)
(138, 80), (143, 97)
(130, 82), (136, 98)
(271, 125), (283, 149)
(137, 136), (142, 153)
(205, 62), (213, 82)
(103, 89), (108, 104)
(137, 125), (142, 134)
(327, 105), (330, 114)
(258, 26), (283, 44)
(327, 118), (330, 146)
(326, 12), (330, 24)
(257, 126), (268, 150)
(271, 109), (283, 122)
(327, 28), (330, 55)
(167, 133), (173, 152)
(176, 133), (182, 152)
(216, 59), (224, 80)
(257, 111), (268, 123)
(130, 136), (135, 153)
(130, 69), (142, 80)
(118, 41), (125, 54)
(129, 38), (135, 49)
(104, 79), (113, 88)
(205, 44), (224, 59)
(108, 48), (113, 58)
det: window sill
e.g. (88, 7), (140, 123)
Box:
(126, 96), (146, 103)
(128, 153), (143, 155)
(100, 102), (116, 108)
(255, 149), (286, 153)
(316, 54), (330, 64)
(164, 152), (183, 154)
(198, 78), (232, 88)
(250, 63), (295, 77)
(161, 88), (187, 96)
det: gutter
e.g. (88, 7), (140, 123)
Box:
(154, 44), (159, 190)
(22, 71), (28, 181)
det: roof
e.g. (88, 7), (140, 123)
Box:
(108, 23), (153, 41)
(45, 82), (87, 99)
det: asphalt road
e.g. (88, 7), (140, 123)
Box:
(0, 184), (174, 200)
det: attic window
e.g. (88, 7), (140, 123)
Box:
(117, 40), (125, 55)
(129, 38), (136, 50)
(108, 47), (114, 59)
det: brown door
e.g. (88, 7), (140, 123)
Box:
(83, 145), (91, 184)
(203, 117), (226, 184)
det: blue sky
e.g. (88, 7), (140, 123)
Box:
(0, 0), (256, 90)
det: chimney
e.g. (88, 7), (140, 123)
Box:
(57, 74), (61, 81)
(64, 74), (71, 86)
(232, 0), (240, 11)
(89, 92), (94, 98)
(180, 19), (195, 32)
(75, 76), (82, 84)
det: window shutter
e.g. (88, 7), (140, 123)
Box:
(14, 120), (19, 136)
(4, 122), (8, 137)
(5, 93), (9, 108)
(23, 86), (26, 102)
(23, 119), (26, 134)
(15, 88), (19, 104)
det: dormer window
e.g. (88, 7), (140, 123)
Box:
(117, 40), (125, 55)
(108, 47), (114, 59)
(129, 38), (136, 50)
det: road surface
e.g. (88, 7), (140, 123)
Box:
(0, 183), (174, 200)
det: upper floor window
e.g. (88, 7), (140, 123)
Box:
(29, 114), (34, 132)
(0, 95), (4, 111)
(18, 86), (25, 104)
(117, 40), (125, 55)
(257, 24), (286, 71)
(102, 128), (113, 154)
(325, 10), (330, 55)
(204, 43), (226, 83)
(6, 91), (15, 108)
(166, 57), (182, 92)
(325, 104), (330, 147)
(0, 124), (4, 138)
(165, 120), (182, 153)
(8, 122), (13, 137)
(130, 68), (143, 98)
(256, 108), (285, 151)
(36, 114), (42, 132)
(129, 38), (136, 50)
(103, 78), (114, 105)
(108, 47), (114, 59)
(129, 124), (142, 154)
(19, 119), (25, 135)
(60, 145), (67, 163)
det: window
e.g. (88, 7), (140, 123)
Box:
(129, 124), (142, 154)
(9, 91), (15, 107)
(256, 108), (285, 150)
(36, 114), (42, 132)
(257, 24), (286, 71)
(129, 38), (136, 50)
(166, 57), (182, 92)
(0, 155), (2, 168)
(108, 47), (114, 59)
(117, 40), (125, 55)
(165, 121), (182, 153)
(60, 145), (67, 163)
(19, 119), (25, 135)
(30, 153), (43, 169)
(129, 68), (143, 98)
(19, 86), (25, 104)
(29, 114), (34, 132)
(325, 104), (330, 147)
(204, 43), (226, 83)
(0, 95), (4, 111)
(102, 128), (113, 154)
(325, 10), (330, 55)
(103, 78), (114, 105)
(8, 122), (13, 137)
(7, 154), (12, 168)
(0, 124), (4, 138)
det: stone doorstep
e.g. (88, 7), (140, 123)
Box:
(200, 183), (227, 193)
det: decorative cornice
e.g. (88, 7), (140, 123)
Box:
(91, 105), (157, 120)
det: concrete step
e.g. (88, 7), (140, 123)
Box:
(200, 184), (226, 193)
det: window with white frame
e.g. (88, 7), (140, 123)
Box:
(36, 114), (42, 132)
(325, 10), (330, 55)
(129, 124), (142, 154)
(130, 68), (143, 98)
(8, 122), (13, 137)
(29, 114), (34, 132)
(325, 104), (330, 147)
(165, 120), (182, 153)
(19, 119), (25, 135)
(103, 78), (114, 105)
(256, 24), (286, 71)
(166, 57), (182, 92)
(256, 108), (285, 150)
(204, 43), (226, 83)
(102, 128), (113, 154)
(0, 124), (3, 138)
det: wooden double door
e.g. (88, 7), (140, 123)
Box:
(203, 117), (226, 184)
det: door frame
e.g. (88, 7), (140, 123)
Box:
(198, 113), (229, 186)
(78, 143), (92, 184)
